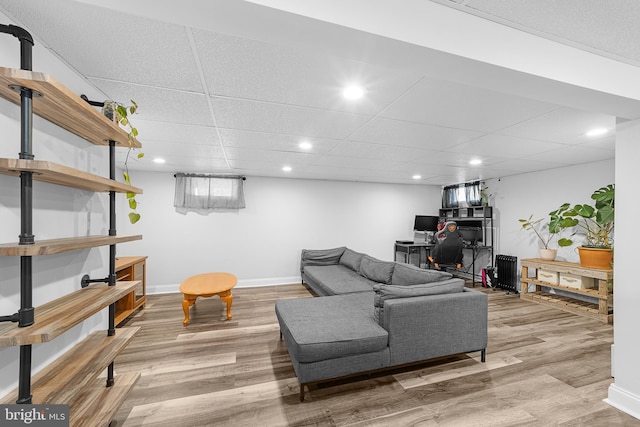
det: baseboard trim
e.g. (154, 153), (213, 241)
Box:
(147, 276), (301, 295)
(605, 383), (640, 421)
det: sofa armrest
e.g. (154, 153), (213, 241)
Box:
(383, 288), (488, 365)
(300, 246), (346, 273)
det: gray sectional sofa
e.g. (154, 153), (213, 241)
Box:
(275, 246), (488, 401)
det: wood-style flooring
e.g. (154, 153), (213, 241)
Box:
(111, 283), (640, 426)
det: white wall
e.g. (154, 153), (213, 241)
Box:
(116, 171), (441, 293)
(607, 119), (640, 418)
(488, 159), (615, 266)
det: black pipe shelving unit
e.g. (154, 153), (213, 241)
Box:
(0, 24), (143, 424)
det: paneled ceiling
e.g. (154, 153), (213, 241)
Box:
(0, 0), (629, 185)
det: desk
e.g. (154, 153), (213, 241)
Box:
(394, 242), (434, 268)
(463, 244), (493, 287)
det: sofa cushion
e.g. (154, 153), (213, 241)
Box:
(304, 265), (377, 295)
(275, 293), (388, 363)
(300, 247), (346, 272)
(373, 280), (465, 326)
(339, 248), (364, 272)
(391, 262), (453, 286)
(360, 255), (395, 285)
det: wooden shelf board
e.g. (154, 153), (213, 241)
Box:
(0, 234), (142, 256)
(69, 371), (140, 427)
(521, 292), (612, 323)
(521, 258), (613, 280)
(521, 278), (608, 299)
(0, 67), (141, 148)
(0, 327), (139, 404)
(0, 158), (143, 193)
(115, 256), (148, 271)
(0, 281), (140, 347)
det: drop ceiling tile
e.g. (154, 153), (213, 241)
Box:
(115, 149), (228, 171)
(224, 147), (317, 165)
(133, 120), (220, 145)
(446, 134), (566, 158)
(88, 79), (213, 126)
(525, 145), (615, 164)
(217, 129), (340, 153)
(350, 117), (484, 149)
(312, 155), (409, 171)
(135, 141), (226, 159)
(498, 107), (616, 143)
(581, 135), (616, 151)
(457, 0), (640, 65)
(380, 77), (559, 132)
(327, 141), (433, 162)
(489, 158), (570, 173)
(0, 0), (203, 92)
(210, 97), (371, 139)
(191, 29), (424, 115)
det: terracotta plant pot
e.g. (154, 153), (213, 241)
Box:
(539, 248), (557, 261)
(577, 246), (613, 269)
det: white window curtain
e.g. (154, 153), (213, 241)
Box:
(442, 180), (481, 208)
(174, 173), (246, 213)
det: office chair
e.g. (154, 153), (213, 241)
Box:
(428, 221), (464, 270)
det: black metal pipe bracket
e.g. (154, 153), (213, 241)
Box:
(80, 94), (105, 108)
(80, 274), (109, 288)
(0, 312), (19, 323)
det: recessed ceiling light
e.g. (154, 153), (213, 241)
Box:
(299, 141), (312, 150)
(412, 174), (422, 180)
(282, 166), (292, 172)
(469, 159), (482, 166)
(153, 158), (166, 164)
(342, 85), (366, 100)
(586, 128), (608, 137)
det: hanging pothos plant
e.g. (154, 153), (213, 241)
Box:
(104, 99), (143, 224)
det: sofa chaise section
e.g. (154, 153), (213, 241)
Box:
(279, 247), (489, 400)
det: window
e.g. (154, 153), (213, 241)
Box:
(174, 173), (246, 212)
(442, 181), (481, 208)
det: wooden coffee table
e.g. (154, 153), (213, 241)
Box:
(180, 272), (238, 326)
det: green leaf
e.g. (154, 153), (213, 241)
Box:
(128, 212), (141, 224)
(129, 198), (137, 209)
(572, 204), (595, 218)
(558, 238), (573, 247)
(137, 152), (144, 159)
(132, 127), (138, 137)
(123, 172), (130, 184)
(596, 205), (614, 225)
(126, 191), (135, 199)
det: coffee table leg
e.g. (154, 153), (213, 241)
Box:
(220, 290), (233, 319)
(182, 294), (196, 326)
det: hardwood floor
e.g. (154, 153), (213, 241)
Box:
(111, 284), (639, 426)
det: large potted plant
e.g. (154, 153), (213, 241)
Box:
(518, 204), (574, 260)
(558, 184), (615, 269)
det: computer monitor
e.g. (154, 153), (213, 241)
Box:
(414, 215), (439, 232)
(458, 226), (483, 244)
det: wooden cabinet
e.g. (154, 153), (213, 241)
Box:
(520, 258), (613, 323)
(0, 63), (142, 425)
(115, 256), (147, 325)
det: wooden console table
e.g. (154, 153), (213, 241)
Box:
(115, 256), (147, 325)
(520, 258), (613, 324)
